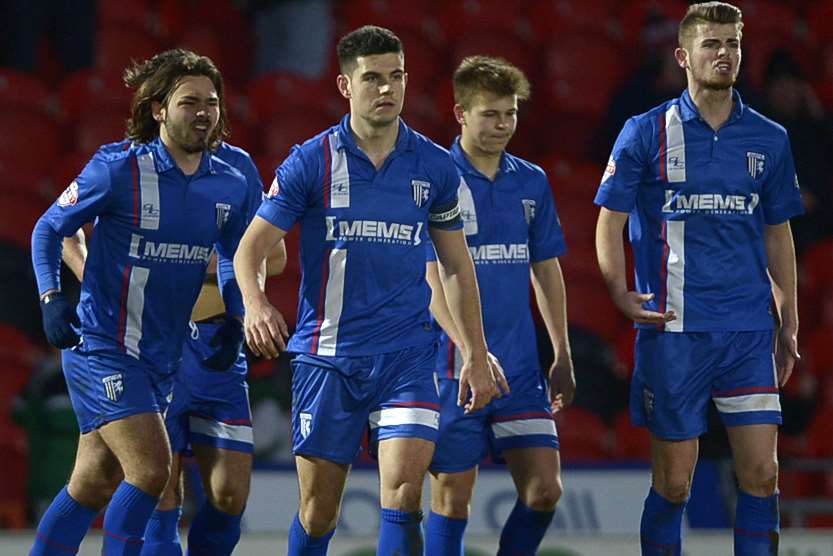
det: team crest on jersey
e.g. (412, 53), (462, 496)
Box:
(522, 199), (537, 225)
(747, 152), (766, 179)
(103, 373), (124, 402)
(57, 181), (79, 207)
(299, 412), (312, 439)
(215, 203), (232, 230)
(411, 180), (431, 207)
(267, 177), (280, 198)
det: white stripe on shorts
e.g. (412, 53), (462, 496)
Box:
(368, 407), (439, 430)
(491, 418), (557, 439)
(189, 415), (253, 443)
(712, 393), (781, 414)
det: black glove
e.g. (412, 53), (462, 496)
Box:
(40, 292), (81, 349)
(201, 317), (245, 371)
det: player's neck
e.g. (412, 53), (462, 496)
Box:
(350, 116), (399, 170)
(160, 133), (203, 175)
(460, 136), (501, 181)
(688, 85), (734, 131)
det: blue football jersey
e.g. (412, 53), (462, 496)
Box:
(35, 138), (253, 373)
(427, 139), (567, 379)
(257, 115), (463, 356)
(594, 90), (804, 332)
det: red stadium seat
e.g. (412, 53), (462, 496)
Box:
(450, 31), (537, 82)
(75, 110), (129, 157)
(543, 33), (627, 119)
(0, 194), (51, 248)
(439, 0), (532, 43)
(528, 0), (621, 45)
(95, 25), (161, 74)
(802, 326), (833, 379)
(618, 0), (688, 46)
(807, 0), (833, 45)
(565, 280), (625, 342)
(249, 72), (343, 122)
(58, 69), (132, 124)
(0, 111), (61, 175)
(540, 156), (605, 204)
(0, 69), (53, 116)
(341, 0), (442, 42)
(174, 25), (227, 78)
(556, 198), (600, 248)
(555, 407), (614, 461)
(97, 0), (153, 31)
(259, 111), (334, 168)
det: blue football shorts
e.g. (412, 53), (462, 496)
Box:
(631, 329), (781, 440)
(166, 321), (252, 454)
(290, 342), (440, 464)
(62, 345), (174, 434)
(430, 369), (559, 473)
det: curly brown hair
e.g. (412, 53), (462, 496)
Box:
(124, 49), (228, 149)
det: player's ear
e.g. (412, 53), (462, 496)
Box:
(674, 47), (688, 70)
(336, 74), (351, 100)
(151, 101), (165, 122)
(453, 104), (466, 125)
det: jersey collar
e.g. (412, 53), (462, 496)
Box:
(334, 114), (415, 154)
(148, 137), (215, 176)
(450, 136), (517, 179)
(679, 88), (745, 124)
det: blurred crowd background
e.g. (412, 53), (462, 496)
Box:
(0, 0), (831, 532)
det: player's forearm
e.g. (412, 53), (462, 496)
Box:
(765, 221), (799, 329)
(426, 262), (466, 352)
(233, 217), (284, 306)
(62, 229), (87, 282)
(596, 208), (630, 299)
(531, 258), (571, 361)
(438, 259), (488, 361)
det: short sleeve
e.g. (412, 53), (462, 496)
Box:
(594, 116), (647, 213)
(761, 134), (804, 224)
(257, 145), (313, 232)
(43, 156), (113, 236)
(428, 157), (463, 231)
(529, 175), (567, 261)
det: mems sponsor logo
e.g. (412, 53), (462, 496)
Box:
(469, 243), (529, 264)
(324, 217), (424, 246)
(128, 233), (212, 264)
(662, 190), (759, 215)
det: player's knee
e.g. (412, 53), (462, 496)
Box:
(384, 480), (423, 512)
(524, 477), (562, 512)
(740, 459), (779, 497)
(209, 484), (249, 516)
(126, 459), (171, 497)
(433, 488), (471, 519)
(654, 477), (691, 504)
(68, 459), (123, 509)
(300, 502), (339, 537)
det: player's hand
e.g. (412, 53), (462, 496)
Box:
(40, 292), (81, 349)
(488, 352), (511, 396)
(243, 296), (288, 359)
(458, 352), (500, 414)
(549, 355), (576, 413)
(774, 325), (799, 387)
(613, 291), (675, 325)
(202, 317), (245, 371)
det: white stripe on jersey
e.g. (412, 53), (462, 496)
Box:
(712, 393), (781, 414)
(329, 132), (350, 208)
(491, 418), (557, 439)
(664, 220), (685, 332)
(665, 104), (686, 183)
(368, 407), (440, 430)
(458, 177), (478, 236)
(137, 153), (160, 230)
(316, 248), (347, 356)
(189, 415), (254, 443)
(123, 266), (150, 359)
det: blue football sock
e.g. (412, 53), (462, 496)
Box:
(287, 513), (334, 556)
(734, 490), (779, 556)
(377, 508), (423, 556)
(640, 488), (685, 556)
(30, 486), (98, 556)
(497, 499), (555, 556)
(186, 501), (243, 556)
(102, 482), (159, 556)
(140, 508), (183, 556)
(425, 511), (467, 556)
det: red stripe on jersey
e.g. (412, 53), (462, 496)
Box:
(491, 411), (554, 423)
(658, 111), (667, 183)
(658, 220), (669, 321)
(384, 401), (441, 411)
(712, 386), (779, 398)
(131, 155), (140, 226)
(310, 248), (331, 353)
(446, 341), (455, 379)
(322, 134), (331, 208)
(117, 264), (132, 351)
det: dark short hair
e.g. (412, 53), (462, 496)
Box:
(453, 56), (530, 110)
(124, 48), (228, 149)
(336, 25), (403, 75)
(678, 2), (743, 48)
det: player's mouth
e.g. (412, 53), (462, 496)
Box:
(374, 100), (396, 109)
(714, 60), (732, 73)
(193, 121), (210, 136)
